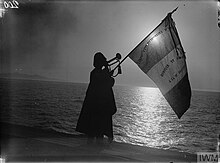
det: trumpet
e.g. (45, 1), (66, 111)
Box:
(107, 53), (122, 77)
(107, 53), (122, 66)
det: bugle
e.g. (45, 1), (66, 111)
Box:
(107, 53), (122, 77)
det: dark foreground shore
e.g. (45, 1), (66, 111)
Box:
(1, 122), (197, 162)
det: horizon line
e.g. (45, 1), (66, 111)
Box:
(1, 76), (219, 93)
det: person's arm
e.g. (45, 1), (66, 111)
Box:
(103, 67), (115, 87)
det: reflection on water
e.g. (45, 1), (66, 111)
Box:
(113, 85), (219, 153)
(113, 86), (174, 148)
(1, 79), (218, 154)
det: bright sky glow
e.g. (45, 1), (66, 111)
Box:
(1, 1), (220, 91)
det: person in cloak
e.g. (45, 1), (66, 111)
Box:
(76, 52), (117, 145)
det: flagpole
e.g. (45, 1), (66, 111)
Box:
(112, 7), (179, 72)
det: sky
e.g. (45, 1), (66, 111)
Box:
(1, 0), (220, 91)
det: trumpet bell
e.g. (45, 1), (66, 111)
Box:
(116, 53), (122, 60)
(107, 53), (122, 64)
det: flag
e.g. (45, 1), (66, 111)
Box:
(129, 10), (191, 119)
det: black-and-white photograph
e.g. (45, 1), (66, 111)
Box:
(1, 0), (219, 162)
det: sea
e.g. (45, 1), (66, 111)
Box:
(0, 78), (219, 154)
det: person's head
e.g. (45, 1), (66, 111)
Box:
(93, 52), (107, 69)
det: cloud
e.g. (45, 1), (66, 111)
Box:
(1, 1), (78, 73)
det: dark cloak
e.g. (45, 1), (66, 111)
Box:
(75, 68), (117, 138)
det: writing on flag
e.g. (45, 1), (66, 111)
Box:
(129, 12), (191, 119)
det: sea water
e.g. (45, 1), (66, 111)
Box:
(0, 78), (219, 154)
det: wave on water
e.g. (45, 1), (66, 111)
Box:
(0, 78), (219, 154)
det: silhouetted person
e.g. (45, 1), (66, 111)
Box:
(76, 52), (117, 145)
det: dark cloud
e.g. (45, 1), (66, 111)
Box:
(1, 2), (78, 73)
